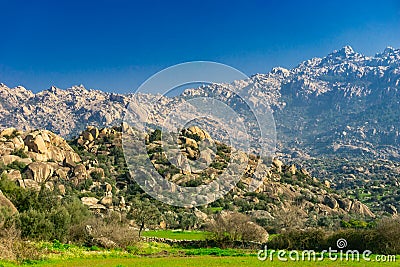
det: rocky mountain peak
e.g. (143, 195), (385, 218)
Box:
(374, 46), (400, 65)
(383, 46), (395, 54)
(270, 67), (290, 77)
(48, 86), (60, 93)
(337, 45), (355, 56)
(327, 45), (357, 59)
(68, 84), (88, 93)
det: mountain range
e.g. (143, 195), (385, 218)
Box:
(1, 46), (400, 213)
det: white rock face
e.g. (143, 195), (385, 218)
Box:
(0, 46), (395, 138)
(0, 46), (399, 161)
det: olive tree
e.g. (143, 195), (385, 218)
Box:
(128, 197), (161, 237)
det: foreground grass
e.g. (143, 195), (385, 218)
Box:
(141, 230), (209, 240)
(1, 255), (399, 267)
(0, 241), (398, 267)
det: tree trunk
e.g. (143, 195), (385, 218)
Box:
(138, 222), (145, 237)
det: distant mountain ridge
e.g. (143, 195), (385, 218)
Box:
(0, 46), (400, 209)
(1, 46), (400, 200)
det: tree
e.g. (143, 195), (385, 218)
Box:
(163, 211), (179, 229)
(273, 207), (305, 230)
(376, 216), (400, 254)
(179, 211), (198, 230)
(149, 129), (162, 143)
(128, 197), (161, 237)
(207, 212), (268, 243)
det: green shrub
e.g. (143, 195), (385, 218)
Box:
(268, 218), (400, 255)
(51, 239), (70, 251)
(89, 245), (101, 251)
(11, 149), (28, 158)
(90, 170), (103, 181)
(5, 161), (27, 172)
(326, 229), (379, 252)
(267, 229), (327, 251)
(0, 175), (37, 212)
(18, 209), (54, 241)
(207, 212), (267, 244)
(340, 219), (375, 229)
(149, 129), (162, 142)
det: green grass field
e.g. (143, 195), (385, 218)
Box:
(1, 256), (398, 267)
(0, 240), (398, 267)
(141, 230), (209, 240)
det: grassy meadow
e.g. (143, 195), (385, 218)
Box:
(0, 255), (398, 267)
(0, 238), (397, 267)
(141, 230), (209, 240)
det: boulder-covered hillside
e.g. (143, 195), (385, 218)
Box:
(0, 125), (376, 230)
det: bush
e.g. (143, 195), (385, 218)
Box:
(340, 219), (375, 229)
(179, 211), (198, 230)
(268, 229), (327, 251)
(0, 235), (45, 262)
(207, 212), (268, 244)
(0, 175), (37, 212)
(5, 161), (27, 172)
(18, 209), (54, 241)
(70, 213), (138, 248)
(11, 149), (28, 158)
(149, 129), (162, 142)
(328, 217), (400, 254)
(268, 217), (400, 255)
(376, 216), (400, 254)
(1, 176), (92, 243)
(90, 170), (104, 181)
(326, 229), (379, 252)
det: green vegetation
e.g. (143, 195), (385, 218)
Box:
(149, 129), (162, 143)
(1, 126), (399, 266)
(128, 197), (161, 237)
(0, 175), (90, 242)
(142, 230), (208, 240)
(0, 249), (398, 267)
(31, 256), (398, 267)
(207, 212), (267, 243)
(10, 149), (28, 159)
(340, 219), (375, 229)
(268, 217), (400, 255)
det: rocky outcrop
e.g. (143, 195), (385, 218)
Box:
(81, 197), (99, 207)
(0, 128), (17, 137)
(324, 195), (339, 210)
(0, 125), (378, 221)
(184, 137), (198, 149)
(0, 155), (32, 166)
(3, 169), (22, 181)
(25, 162), (56, 183)
(272, 158), (283, 173)
(0, 190), (17, 215)
(17, 179), (41, 191)
(73, 164), (88, 180)
(24, 133), (47, 153)
(23, 130), (81, 163)
(183, 126), (212, 140)
(100, 196), (113, 207)
(143, 126), (375, 218)
(349, 200), (375, 218)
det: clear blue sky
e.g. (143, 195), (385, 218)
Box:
(0, 0), (399, 93)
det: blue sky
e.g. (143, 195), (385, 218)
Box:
(0, 0), (399, 93)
